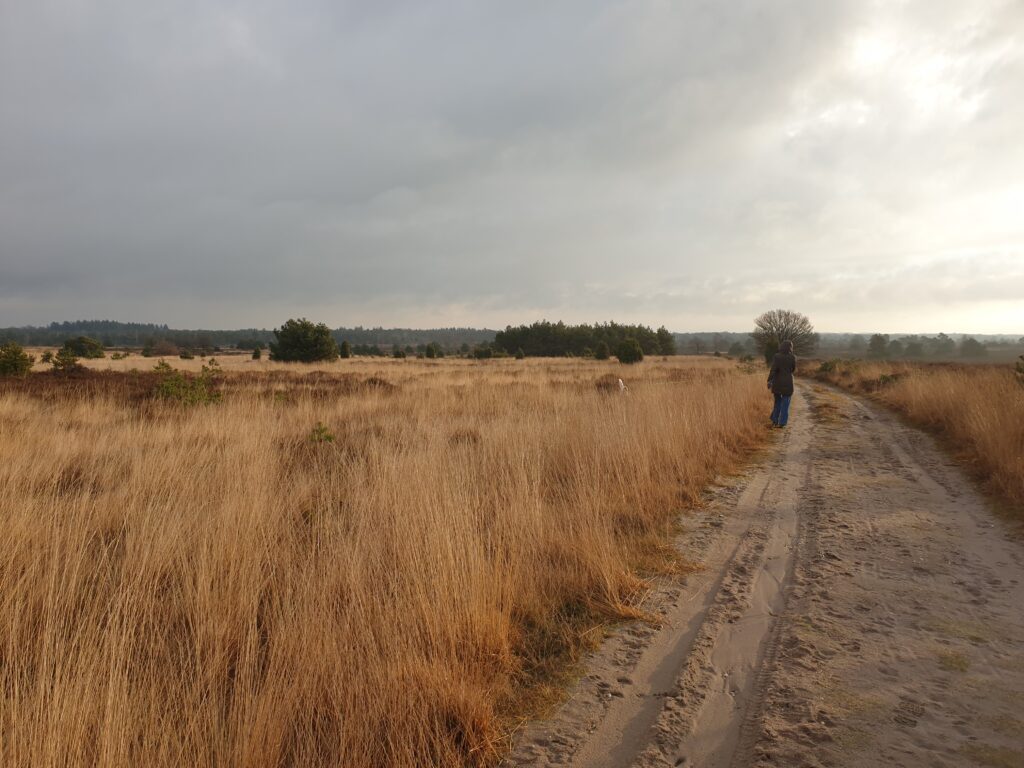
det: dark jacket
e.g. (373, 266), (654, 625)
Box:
(768, 351), (797, 396)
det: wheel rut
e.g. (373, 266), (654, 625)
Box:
(508, 394), (812, 768)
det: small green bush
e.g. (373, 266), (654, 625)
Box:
(61, 336), (105, 359)
(339, 341), (352, 359)
(615, 339), (643, 364)
(818, 359), (841, 373)
(252, 347), (262, 360)
(0, 342), (35, 376)
(40, 350), (54, 364)
(309, 422), (335, 443)
(179, 349), (195, 360)
(52, 347), (81, 373)
(514, 348), (525, 360)
(594, 340), (610, 360)
(269, 318), (338, 362)
(153, 360), (222, 405)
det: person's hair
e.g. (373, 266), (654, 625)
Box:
(779, 340), (794, 354)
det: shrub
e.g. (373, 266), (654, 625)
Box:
(656, 326), (676, 355)
(392, 347), (406, 359)
(309, 422), (335, 443)
(52, 347), (81, 373)
(252, 347), (262, 360)
(616, 338), (644, 364)
(153, 360), (222, 405)
(61, 336), (105, 359)
(515, 348), (525, 360)
(0, 342), (34, 376)
(339, 341), (352, 359)
(40, 350), (54, 364)
(868, 334), (889, 358)
(818, 359), (841, 373)
(269, 318), (339, 362)
(594, 340), (610, 360)
(143, 340), (179, 357)
(960, 337), (987, 357)
(179, 349), (195, 360)
(472, 345), (492, 360)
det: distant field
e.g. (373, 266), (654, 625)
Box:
(810, 359), (1024, 510)
(0, 357), (767, 767)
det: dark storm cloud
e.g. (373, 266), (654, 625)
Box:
(1, 0), (1021, 331)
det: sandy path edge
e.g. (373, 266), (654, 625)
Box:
(504, 384), (1024, 768)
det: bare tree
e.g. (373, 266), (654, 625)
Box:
(751, 309), (818, 362)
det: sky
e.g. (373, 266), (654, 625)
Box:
(1, 0), (1022, 334)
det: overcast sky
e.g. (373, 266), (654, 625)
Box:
(2, 1), (1022, 333)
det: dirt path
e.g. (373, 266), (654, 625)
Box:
(505, 384), (1024, 768)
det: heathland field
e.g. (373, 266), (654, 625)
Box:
(0, 356), (767, 767)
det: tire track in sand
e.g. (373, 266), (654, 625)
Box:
(508, 394), (812, 767)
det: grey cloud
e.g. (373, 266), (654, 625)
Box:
(1, 0), (1021, 332)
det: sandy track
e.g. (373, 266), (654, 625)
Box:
(505, 384), (1024, 767)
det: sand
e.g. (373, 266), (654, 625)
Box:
(504, 384), (1024, 767)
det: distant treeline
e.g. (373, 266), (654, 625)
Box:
(0, 320), (495, 352)
(673, 332), (757, 355)
(0, 321), (269, 349)
(328, 326), (495, 349)
(672, 331), (1024, 359)
(494, 321), (676, 357)
(3, 320), (1020, 359)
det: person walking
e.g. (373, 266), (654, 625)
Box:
(768, 339), (797, 428)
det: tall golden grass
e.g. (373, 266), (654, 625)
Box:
(812, 359), (1024, 509)
(1, 357), (767, 767)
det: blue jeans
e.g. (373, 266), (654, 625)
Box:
(771, 394), (792, 427)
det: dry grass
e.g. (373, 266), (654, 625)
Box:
(0, 356), (767, 767)
(812, 360), (1024, 510)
